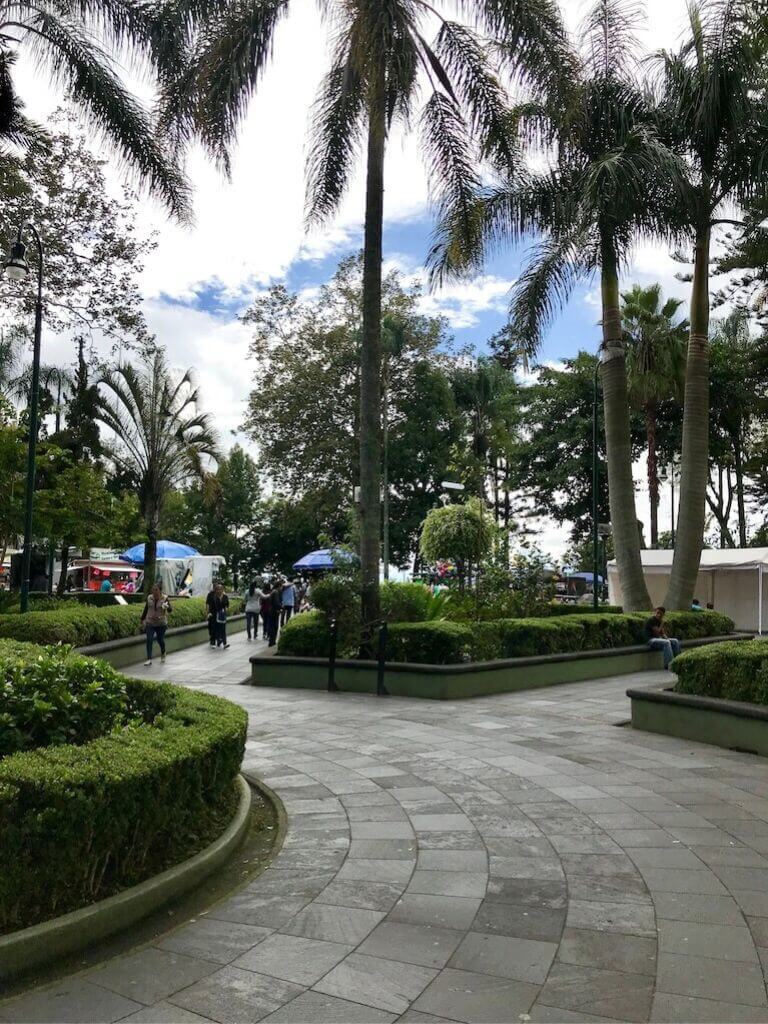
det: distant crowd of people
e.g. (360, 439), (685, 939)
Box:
(244, 577), (311, 647)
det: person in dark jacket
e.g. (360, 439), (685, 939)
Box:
(267, 580), (282, 647)
(206, 582), (230, 649)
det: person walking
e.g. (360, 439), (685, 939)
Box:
(205, 584), (217, 647)
(141, 583), (171, 666)
(259, 583), (271, 640)
(267, 581), (282, 647)
(645, 606), (681, 670)
(210, 581), (230, 649)
(281, 578), (296, 626)
(245, 580), (261, 641)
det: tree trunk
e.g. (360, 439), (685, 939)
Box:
(599, 252), (651, 610)
(734, 437), (747, 547)
(666, 224), (710, 608)
(358, 80), (386, 626)
(645, 402), (659, 548)
(56, 542), (70, 595)
(144, 512), (159, 595)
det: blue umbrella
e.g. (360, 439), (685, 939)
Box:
(119, 540), (200, 564)
(292, 548), (357, 572)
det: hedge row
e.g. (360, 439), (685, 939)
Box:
(0, 596), (243, 647)
(0, 672), (247, 933)
(673, 639), (768, 704)
(279, 609), (735, 664)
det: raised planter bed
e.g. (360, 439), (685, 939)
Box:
(0, 775), (253, 982)
(78, 613), (247, 667)
(627, 684), (768, 756)
(250, 634), (749, 700)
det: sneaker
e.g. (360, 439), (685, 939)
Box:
(209, 642), (216, 648)
(144, 659), (152, 666)
(224, 643), (230, 649)
(247, 636), (252, 642)
(160, 654), (166, 663)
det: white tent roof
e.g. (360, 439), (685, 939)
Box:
(608, 548), (768, 573)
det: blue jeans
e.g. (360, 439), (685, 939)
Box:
(649, 637), (681, 669)
(246, 611), (258, 639)
(146, 624), (167, 660)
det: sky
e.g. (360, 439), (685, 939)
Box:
(12, 0), (704, 558)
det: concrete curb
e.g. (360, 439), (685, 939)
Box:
(77, 614), (248, 668)
(0, 775), (253, 983)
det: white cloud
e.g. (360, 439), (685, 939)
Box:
(418, 275), (516, 329)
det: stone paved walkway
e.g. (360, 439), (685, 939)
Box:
(5, 635), (768, 1023)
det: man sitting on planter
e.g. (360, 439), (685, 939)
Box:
(645, 607), (681, 670)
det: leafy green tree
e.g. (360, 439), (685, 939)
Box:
(657, 0), (768, 605)
(242, 258), (459, 567)
(97, 350), (218, 593)
(622, 283), (688, 547)
(431, 0), (683, 609)
(0, 417), (24, 569)
(0, 4), (189, 216)
(167, 0), (573, 625)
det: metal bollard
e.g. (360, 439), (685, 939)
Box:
(376, 620), (388, 696)
(328, 617), (338, 692)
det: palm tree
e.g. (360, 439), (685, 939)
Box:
(430, 0), (685, 610)
(0, 0), (189, 216)
(161, 0), (573, 625)
(622, 283), (688, 547)
(655, 0), (768, 606)
(97, 350), (218, 593)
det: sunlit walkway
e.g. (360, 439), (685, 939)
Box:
(4, 643), (768, 1023)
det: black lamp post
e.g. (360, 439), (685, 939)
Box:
(592, 358), (601, 610)
(3, 221), (44, 613)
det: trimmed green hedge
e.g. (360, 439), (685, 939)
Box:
(673, 639), (768, 704)
(279, 609), (734, 664)
(0, 596), (244, 647)
(0, 671), (247, 933)
(546, 603), (623, 616)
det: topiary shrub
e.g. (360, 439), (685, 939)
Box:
(278, 611), (331, 657)
(0, 670), (247, 933)
(0, 642), (130, 756)
(673, 639), (768, 703)
(380, 582), (432, 622)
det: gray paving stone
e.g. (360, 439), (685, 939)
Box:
(639, 867), (728, 894)
(349, 839), (418, 860)
(313, 953), (436, 1014)
(408, 870), (487, 898)
(412, 967), (539, 1023)
(0, 980), (143, 1023)
(89, 948), (218, 1003)
(557, 927), (657, 975)
(207, 893), (310, 929)
(628, 847), (705, 868)
(657, 952), (767, 1006)
(232, 933), (352, 985)
(168, 965), (303, 1023)
(247, 869), (335, 897)
(417, 849), (487, 872)
(472, 901), (565, 942)
(261, 991), (396, 1022)
(566, 899), (656, 937)
(337, 858), (415, 883)
(485, 877), (567, 909)
(606, 828), (680, 847)
(449, 931), (557, 983)
(538, 961), (654, 1022)
(650, 993), (768, 1023)
(358, 921), (463, 968)
(652, 891), (745, 924)
(156, 918), (273, 964)
(388, 894), (482, 930)
(112, 1002), (214, 1023)
(283, 902), (384, 943)
(528, 1005), (626, 1023)
(315, 879), (403, 911)
(658, 919), (758, 962)
(489, 855), (563, 880)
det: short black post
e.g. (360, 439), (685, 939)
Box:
(376, 620), (388, 696)
(328, 617), (338, 692)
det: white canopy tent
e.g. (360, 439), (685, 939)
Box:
(607, 548), (768, 633)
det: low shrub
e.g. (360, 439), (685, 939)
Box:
(0, 642), (130, 756)
(673, 639), (768, 703)
(278, 611), (332, 657)
(0, 671), (247, 933)
(0, 596), (244, 647)
(381, 582), (431, 622)
(546, 603), (623, 616)
(385, 621), (471, 664)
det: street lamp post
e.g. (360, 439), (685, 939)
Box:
(3, 221), (44, 613)
(592, 359), (600, 610)
(660, 461), (678, 548)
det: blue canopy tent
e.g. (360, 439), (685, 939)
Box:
(566, 571), (604, 584)
(119, 541), (200, 565)
(293, 548), (357, 572)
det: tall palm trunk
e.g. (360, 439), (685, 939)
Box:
(666, 224), (710, 608)
(56, 542), (70, 595)
(359, 82), (386, 626)
(645, 401), (659, 547)
(144, 506), (159, 595)
(600, 250), (651, 610)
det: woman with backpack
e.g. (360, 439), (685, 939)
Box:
(140, 583), (172, 666)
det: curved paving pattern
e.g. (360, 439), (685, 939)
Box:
(4, 635), (768, 1023)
